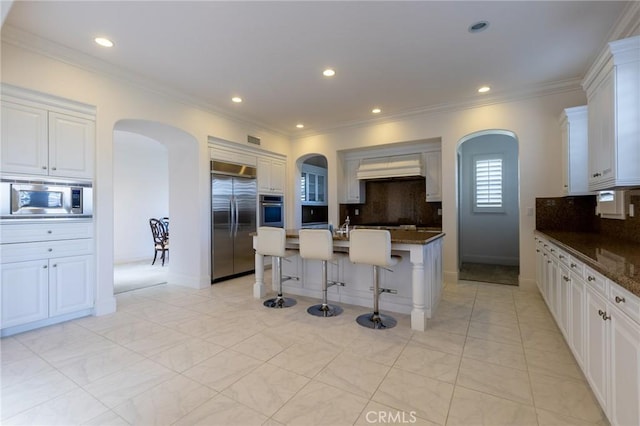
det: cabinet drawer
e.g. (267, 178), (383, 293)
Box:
(0, 221), (93, 244)
(568, 257), (585, 277)
(584, 266), (608, 296)
(0, 239), (93, 263)
(556, 247), (570, 267)
(610, 283), (640, 325)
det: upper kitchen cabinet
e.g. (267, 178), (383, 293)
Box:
(424, 151), (442, 202)
(1, 85), (96, 180)
(560, 106), (591, 196)
(341, 158), (365, 204)
(301, 163), (327, 205)
(258, 156), (285, 194)
(583, 36), (640, 191)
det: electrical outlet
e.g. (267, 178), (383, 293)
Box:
(630, 204), (635, 217)
(355, 208), (359, 215)
(437, 208), (442, 215)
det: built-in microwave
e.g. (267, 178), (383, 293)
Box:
(259, 194), (284, 227)
(1, 178), (93, 219)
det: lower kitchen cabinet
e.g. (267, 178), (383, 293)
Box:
(0, 255), (94, 330)
(536, 234), (640, 426)
(0, 260), (49, 328)
(610, 308), (640, 426)
(585, 285), (610, 412)
(49, 255), (94, 317)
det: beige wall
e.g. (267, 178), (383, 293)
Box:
(291, 91), (587, 289)
(1, 42), (291, 315)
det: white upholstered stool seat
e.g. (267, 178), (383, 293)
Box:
(299, 229), (343, 317)
(349, 229), (401, 329)
(256, 226), (297, 308)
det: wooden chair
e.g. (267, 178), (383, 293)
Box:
(149, 218), (169, 266)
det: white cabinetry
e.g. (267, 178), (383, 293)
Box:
(1, 95), (95, 180)
(560, 106), (591, 195)
(0, 260), (49, 328)
(536, 235), (640, 425)
(341, 158), (365, 204)
(258, 157), (285, 194)
(424, 151), (442, 201)
(301, 164), (327, 204)
(583, 36), (640, 191)
(0, 221), (94, 336)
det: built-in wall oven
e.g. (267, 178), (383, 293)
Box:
(1, 177), (93, 219)
(259, 194), (284, 227)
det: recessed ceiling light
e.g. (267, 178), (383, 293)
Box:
(296, 123), (304, 129)
(323, 68), (336, 77)
(468, 21), (489, 33)
(478, 86), (491, 93)
(94, 37), (114, 47)
(231, 96), (242, 103)
(372, 108), (382, 114)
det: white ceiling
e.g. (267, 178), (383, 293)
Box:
(2, 1), (632, 135)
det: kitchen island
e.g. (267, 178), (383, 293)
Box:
(253, 229), (445, 331)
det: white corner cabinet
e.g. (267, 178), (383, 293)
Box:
(560, 106), (591, 196)
(0, 221), (94, 336)
(1, 85), (96, 180)
(582, 35), (640, 191)
(535, 235), (640, 426)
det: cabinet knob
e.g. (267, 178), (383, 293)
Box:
(570, 263), (577, 268)
(559, 254), (565, 259)
(615, 296), (626, 304)
(563, 275), (570, 282)
(588, 276), (595, 282)
(536, 249), (540, 253)
(48, 248), (53, 252)
(51, 167), (57, 171)
(603, 313), (611, 321)
(547, 260), (551, 264)
(598, 309), (605, 317)
(551, 249), (556, 253)
(52, 264), (57, 268)
(47, 230), (53, 234)
(42, 166), (47, 170)
(43, 265), (48, 269)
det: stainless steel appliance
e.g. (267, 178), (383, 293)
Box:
(211, 161), (257, 282)
(259, 194), (284, 228)
(0, 178), (93, 219)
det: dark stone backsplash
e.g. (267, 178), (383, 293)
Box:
(339, 178), (442, 228)
(536, 191), (640, 244)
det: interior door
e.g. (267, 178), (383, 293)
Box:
(212, 174), (234, 280)
(233, 176), (257, 274)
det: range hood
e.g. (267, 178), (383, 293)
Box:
(356, 154), (425, 180)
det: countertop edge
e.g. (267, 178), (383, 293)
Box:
(535, 230), (640, 298)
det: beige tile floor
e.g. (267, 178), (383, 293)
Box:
(0, 276), (609, 425)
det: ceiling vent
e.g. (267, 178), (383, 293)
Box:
(356, 154), (424, 180)
(247, 135), (261, 145)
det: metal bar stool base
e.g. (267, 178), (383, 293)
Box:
(307, 303), (343, 317)
(264, 296), (297, 308)
(356, 312), (397, 329)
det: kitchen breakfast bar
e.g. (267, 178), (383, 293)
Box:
(253, 229), (445, 331)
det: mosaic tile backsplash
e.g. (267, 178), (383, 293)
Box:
(536, 191), (640, 244)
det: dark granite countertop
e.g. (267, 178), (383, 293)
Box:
(283, 229), (445, 245)
(535, 230), (640, 297)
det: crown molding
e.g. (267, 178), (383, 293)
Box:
(1, 25), (291, 138)
(295, 78), (584, 139)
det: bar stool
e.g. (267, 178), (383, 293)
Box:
(299, 229), (343, 317)
(256, 227), (297, 308)
(349, 229), (401, 329)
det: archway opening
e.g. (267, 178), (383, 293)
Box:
(112, 119), (207, 292)
(295, 154), (329, 229)
(457, 130), (520, 286)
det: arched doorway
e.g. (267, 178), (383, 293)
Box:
(113, 130), (169, 293)
(457, 130), (520, 285)
(112, 119), (208, 290)
(295, 154), (329, 229)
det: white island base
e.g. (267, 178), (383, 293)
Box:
(253, 230), (444, 331)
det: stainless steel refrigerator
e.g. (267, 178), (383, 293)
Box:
(211, 161), (257, 281)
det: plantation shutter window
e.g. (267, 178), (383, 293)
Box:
(474, 156), (504, 212)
